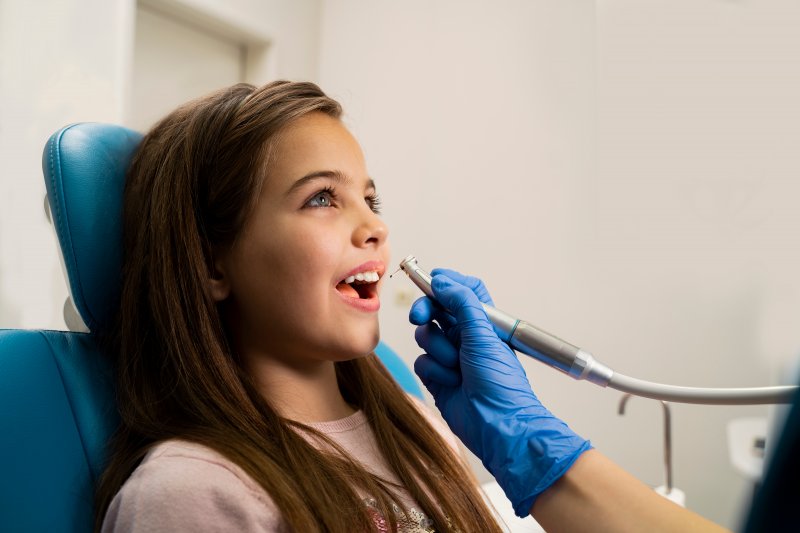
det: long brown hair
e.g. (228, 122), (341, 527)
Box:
(95, 81), (502, 532)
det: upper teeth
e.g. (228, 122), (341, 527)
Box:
(343, 271), (380, 284)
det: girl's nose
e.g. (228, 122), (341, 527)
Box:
(352, 208), (388, 248)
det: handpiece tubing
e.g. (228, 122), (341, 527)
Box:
(609, 373), (797, 405)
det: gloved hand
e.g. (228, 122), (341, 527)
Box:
(410, 269), (592, 517)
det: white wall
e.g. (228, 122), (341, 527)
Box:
(0, 0), (321, 331)
(593, 1), (800, 524)
(0, 0), (135, 330)
(319, 0), (800, 528)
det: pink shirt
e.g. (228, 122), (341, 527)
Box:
(102, 401), (460, 532)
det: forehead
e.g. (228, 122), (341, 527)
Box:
(266, 113), (366, 185)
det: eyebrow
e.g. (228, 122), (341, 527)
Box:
(286, 170), (376, 196)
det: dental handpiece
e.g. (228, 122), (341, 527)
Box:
(398, 255), (799, 405)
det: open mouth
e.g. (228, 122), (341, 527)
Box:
(336, 270), (380, 300)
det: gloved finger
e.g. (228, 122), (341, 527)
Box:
(429, 272), (513, 342)
(409, 296), (437, 324)
(431, 268), (495, 306)
(409, 296), (456, 329)
(414, 354), (462, 387)
(417, 373), (442, 399)
(430, 274), (496, 335)
(414, 323), (459, 368)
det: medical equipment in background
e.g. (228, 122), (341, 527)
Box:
(619, 395), (686, 507)
(727, 417), (767, 481)
(396, 255), (799, 405)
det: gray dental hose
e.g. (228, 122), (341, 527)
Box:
(397, 255), (798, 405)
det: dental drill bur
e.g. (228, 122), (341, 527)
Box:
(397, 255), (798, 405)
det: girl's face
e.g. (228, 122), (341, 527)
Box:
(212, 112), (390, 368)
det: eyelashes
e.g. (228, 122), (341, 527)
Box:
(366, 192), (382, 215)
(304, 186), (382, 215)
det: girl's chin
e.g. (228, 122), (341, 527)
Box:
(332, 334), (381, 362)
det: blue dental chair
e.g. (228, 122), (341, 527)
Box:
(0, 123), (421, 533)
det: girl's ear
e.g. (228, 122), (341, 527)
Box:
(207, 259), (231, 302)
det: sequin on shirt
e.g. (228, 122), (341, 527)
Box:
(363, 497), (454, 533)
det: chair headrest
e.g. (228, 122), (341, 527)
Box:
(43, 123), (142, 333)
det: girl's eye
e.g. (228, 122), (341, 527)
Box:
(306, 189), (335, 208)
(366, 193), (382, 215)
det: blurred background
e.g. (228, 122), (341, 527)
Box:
(2, 0), (799, 529)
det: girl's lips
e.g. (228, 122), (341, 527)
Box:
(334, 259), (385, 313)
(336, 286), (380, 312)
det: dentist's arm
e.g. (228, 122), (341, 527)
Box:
(533, 450), (727, 533)
(410, 270), (729, 533)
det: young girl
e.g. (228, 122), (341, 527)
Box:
(97, 81), (503, 532)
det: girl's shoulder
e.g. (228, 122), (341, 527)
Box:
(142, 439), (266, 492)
(101, 439), (282, 533)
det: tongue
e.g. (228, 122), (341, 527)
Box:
(336, 282), (360, 298)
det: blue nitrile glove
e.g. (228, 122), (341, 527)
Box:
(410, 269), (592, 517)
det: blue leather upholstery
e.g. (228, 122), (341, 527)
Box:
(375, 342), (423, 399)
(43, 123), (143, 333)
(0, 123), (421, 532)
(0, 330), (116, 533)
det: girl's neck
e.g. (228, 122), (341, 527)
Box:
(244, 354), (356, 423)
